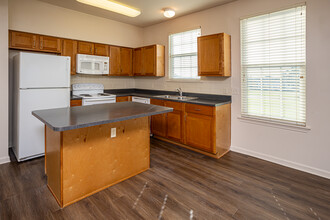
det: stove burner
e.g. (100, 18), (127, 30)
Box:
(79, 94), (92, 97)
(98, 93), (111, 96)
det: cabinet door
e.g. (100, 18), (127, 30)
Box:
(165, 101), (184, 143)
(77, 41), (94, 55)
(94, 43), (109, 56)
(150, 99), (166, 137)
(120, 48), (133, 76)
(62, 39), (78, 75)
(133, 48), (143, 76)
(185, 113), (215, 154)
(109, 46), (121, 75)
(10, 31), (38, 50)
(39, 36), (61, 53)
(142, 45), (155, 76)
(198, 34), (220, 76)
(167, 110), (184, 143)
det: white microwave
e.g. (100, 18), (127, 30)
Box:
(76, 54), (109, 75)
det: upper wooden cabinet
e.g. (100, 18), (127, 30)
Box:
(109, 46), (121, 75)
(62, 39), (78, 75)
(198, 33), (231, 77)
(120, 48), (133, 76)
(77, 41), (94, 55)
(9, 31), (38, 50)
(9, 30), (61, 53)
(39, 36), (61, 53)
(109, 46), (132, 76)
(94, 43), (109, 56)
(133, 48), (143, 76)
(133, 45), (165, 77)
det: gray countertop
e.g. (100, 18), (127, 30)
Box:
(71, 89), (232, 106)
(32, 102), (173, 132)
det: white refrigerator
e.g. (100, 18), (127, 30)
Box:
(13, 52), (70, 161)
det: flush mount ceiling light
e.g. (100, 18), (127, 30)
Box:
(76, 0), (141, 17)
(163, 8), (175, 18)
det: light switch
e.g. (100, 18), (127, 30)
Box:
(111, 128), (116, 138)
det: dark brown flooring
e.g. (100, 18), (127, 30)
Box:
(0, 138), (329, 220)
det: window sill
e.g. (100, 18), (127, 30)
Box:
(237, 116), (311, 133)
(166, 79), (203, 83)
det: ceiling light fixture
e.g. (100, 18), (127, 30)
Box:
(163, 8), (175, 18)
(76, 0), (141, 17)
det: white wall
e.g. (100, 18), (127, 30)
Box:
(0, 0), (10, 164)
(8, 0), (143, 89)
(141, 0), (330, 178)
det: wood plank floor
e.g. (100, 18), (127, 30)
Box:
(1, 138), (329, 219)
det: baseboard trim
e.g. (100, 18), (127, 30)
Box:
(230, 146), (330, 179)
(0, 156), (10, 165)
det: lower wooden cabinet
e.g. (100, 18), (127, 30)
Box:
(150, 99), (231, 157)
(70, 99), (82, 107)
(185, 112), (214, 153)
(116, 96), (131, 102)
(150, 99), (167, 137)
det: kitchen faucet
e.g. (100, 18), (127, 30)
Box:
(177, 88), (183, 97)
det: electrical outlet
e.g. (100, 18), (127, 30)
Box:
(111, 128), (116, 138)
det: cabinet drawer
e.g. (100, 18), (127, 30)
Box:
(116, 96), (131, 102)
(151, 99), (164, 106)
(185, 104), (214, 116)
(70, 99), (82, 107)
(165, 100), (183, 111)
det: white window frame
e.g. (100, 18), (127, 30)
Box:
(240, 4), (307, 128)
(168, 28), (201, 81)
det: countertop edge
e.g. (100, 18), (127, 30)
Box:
(33, 108), (173, 132)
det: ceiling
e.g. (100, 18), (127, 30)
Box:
(38, 0), (236, 27)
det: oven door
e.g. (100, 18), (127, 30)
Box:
(82, 98), (116, 106)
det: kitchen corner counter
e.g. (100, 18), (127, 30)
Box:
(32, 102), (173, 131)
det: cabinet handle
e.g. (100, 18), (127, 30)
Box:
(40, 40), (43, 49)
(194, 109), (201, 111)
(91, 47), (93, 53)
(95, 48), (97, 53)
(33, 39), (36, 48)
(184, 114), (186, 121)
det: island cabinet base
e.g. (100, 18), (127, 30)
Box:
(45, 117), (150, 208)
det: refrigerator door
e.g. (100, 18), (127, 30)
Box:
(15, 52), (70, 89)
(14, 88), (70, 161)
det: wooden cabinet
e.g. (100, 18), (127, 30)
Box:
(62, 39), (78, 75)
(198, 33), (231, 76)
(133, 45), (165, 77)
(94, 43), (109, 56)
(185, 113), (214, 153)
(9, 31), (38, 50)
(150, 99), (167, 137)
(120, 48), (133, 76)
(39, 36), (61, 53)
(165, 101), (184, 143)
(133, 48), (143, 76)
(70, 99), (82, 107)
(9, 30), (61, 53)
(109, 46), (132, 76)
(77, 41), (94, 55)
(109, 46), (121, 75)
(151, 99), (231, 158)
(116, 96), (131, 102)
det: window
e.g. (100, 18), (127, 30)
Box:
(169, 28), (201, 79)
(240, 5), (306, 126)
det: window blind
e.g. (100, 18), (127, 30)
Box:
(169, 28), (201, 79)
(240, 5), (306, 126)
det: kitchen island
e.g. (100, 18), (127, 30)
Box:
(32, 102), (172, 208)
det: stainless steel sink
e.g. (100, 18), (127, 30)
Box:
(155, 95), (198, 101)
